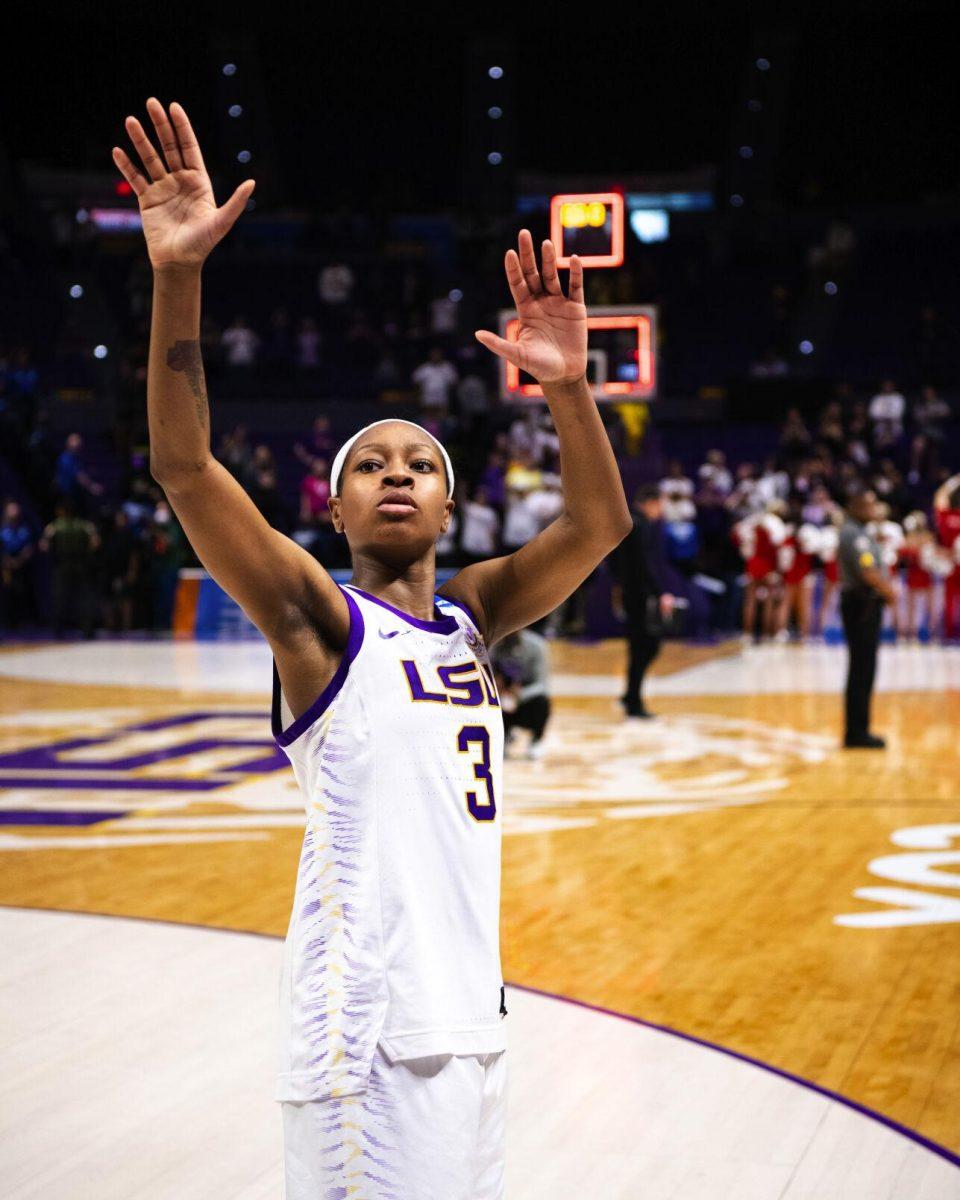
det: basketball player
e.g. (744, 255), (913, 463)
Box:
(934, 471), (960, 640)
(112, 98), (632, 1198)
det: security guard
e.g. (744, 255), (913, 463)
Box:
(610, 483), (675, 718)
(838, 487), (896, 748)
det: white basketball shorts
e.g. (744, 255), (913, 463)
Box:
(281, 1043), (507, 1199)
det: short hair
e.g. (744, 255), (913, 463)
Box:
(634, 483), (660, 504)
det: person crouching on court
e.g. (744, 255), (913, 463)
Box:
(112, 96), (632, 1199)
(492, 626), (551, 760)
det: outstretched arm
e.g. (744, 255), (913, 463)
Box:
(112, 99), (347, 650)
(933, 473), (960, 512)
(440, 231), (631, 645)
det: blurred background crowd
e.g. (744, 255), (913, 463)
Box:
(1, 18), (958, 642)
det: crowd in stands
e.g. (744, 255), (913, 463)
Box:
(652, 382), (959, 641)
(2, 306), (958, 642)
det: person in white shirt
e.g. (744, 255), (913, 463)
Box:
(317, 262), (355, 305)
(412, 347), (458, 414)
(461, 486), (501, 561)
(221, 315), (260, 367)
(658, 459), (694, 500)
(502, 487), (542, 550)
(697, 449), (732, 496)
(868, 379), (906, 448)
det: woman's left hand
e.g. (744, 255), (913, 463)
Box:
(475, 229), (587, 385)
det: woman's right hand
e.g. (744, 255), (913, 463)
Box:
(112, 98), (255, 272)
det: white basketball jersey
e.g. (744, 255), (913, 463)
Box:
(272, 582), (506, 1103)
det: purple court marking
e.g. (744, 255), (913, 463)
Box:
(0, 810), (127, 826)
(0, 709), (288, 791)
(3, 902), (956, 1172)
(505, 980), (960, 1172)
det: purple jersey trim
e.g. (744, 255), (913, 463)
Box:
(342, 583), (459, 635)
(435, 591), (482, 636)
(271, 586), (365, 748)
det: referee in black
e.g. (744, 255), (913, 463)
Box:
(610, 483), (675, 718)
(838, 487), (896, 749)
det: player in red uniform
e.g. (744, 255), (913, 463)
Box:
(776, 508), (820, 639)
(901, 512), (939, 641)
(934, 473), (960, 640)
(734, 504), (786, 640)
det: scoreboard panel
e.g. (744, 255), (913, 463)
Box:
(550, 192), (625, 267)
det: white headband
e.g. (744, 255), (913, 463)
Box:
(329, 419), (455, 499)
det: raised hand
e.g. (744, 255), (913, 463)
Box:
(475, 229), (587, 385)
(111, 98), (255, 271)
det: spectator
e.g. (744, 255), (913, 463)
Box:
(749, 347), (789, 378)
(100, 509), (141, 633)
(659, 458), (694, 500)
(460, 485), (501, 564)
(54, 432), (103, 510)
(435, 508), (459, 568)
(508, 407), (559, 468)
(221, 315), (260, 369)
(318, 261), (356, 306)
(294, 416), (335, 469)
(0, 500), (36, 631)
(300, 457), (332, 527)
(868, 379), (906, 449)
(817, 402), (846, 460)
(478, 450), (507, 515)
(412, 347), (458, 416)
(697, 449), (732, 496)
(754, 456), (790, 507)
(502, 482), (544, 552)
(456, 370), (489, 431)
(726, 462), (760, 519)
(39, 500), (100, 638)
(248, 446), (287, 530)
(779, 408), (812, 461)
(217, 424), (253, 485)
(264, 307), (294, 375)
(147, 501), (186, 631)
(296, 317), (322, 372)
(910, 385), (951, 483)
(503, 448), (543, 496)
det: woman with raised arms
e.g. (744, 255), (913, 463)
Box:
(113, 97), (631, 1200)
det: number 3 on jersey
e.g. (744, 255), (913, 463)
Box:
(457, 725), (497, 822)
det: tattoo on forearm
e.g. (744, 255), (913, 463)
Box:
(166, 339), (209, 427)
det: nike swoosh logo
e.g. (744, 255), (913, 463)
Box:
(378, 628), (407, 639)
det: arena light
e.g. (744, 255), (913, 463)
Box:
(549, 192), (625, 268)
(487, 106), (502, 119)
(223, 63), (237, 76)
(487, 151), (502, 165)
(824, 281), (838, 296)
(730, 194), (744, 207)
(799, 340), (814, 355)
(114, 180), (133, 197)
(449, 289), (463, 302)
(69, 284), (84, 299)
(488, 66), (503, 79)
(93, 344), (108, 359)
(739, 145), (754, 159)
(228, 104), (243, 117)
(237, 150), (252, 163)
(756, 57), (770, 71)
